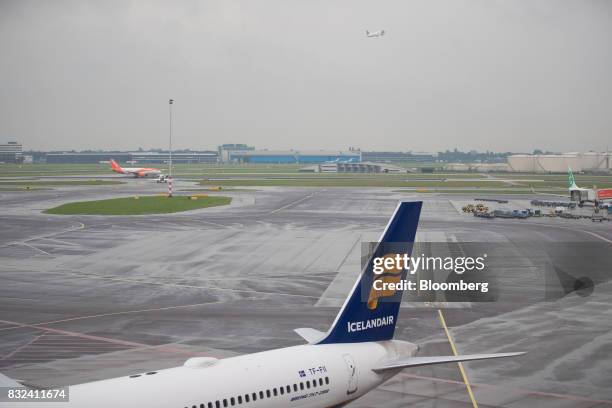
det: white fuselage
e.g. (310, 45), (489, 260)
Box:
(8, 341), (417, 408)
(121, 167), (162, 177)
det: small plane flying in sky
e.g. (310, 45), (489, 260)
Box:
(366, 29), (385, 38)
(1, 201), (523, 407)
(110, 159), (162, 178)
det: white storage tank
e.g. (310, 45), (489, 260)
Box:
(507, 151), (611, 173)
(581, 151), (611, 171)
(507, 155), (535, 172)
(535, 155), (566, 173)
(561, 153), (583, 173)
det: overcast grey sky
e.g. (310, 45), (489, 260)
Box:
(1, 0), (611, 152)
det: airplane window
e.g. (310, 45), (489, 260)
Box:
(129, 374), (140, 378)
(278, 387), (283, 396)
(208, 403), (213, 408)
(266, 390), (270, 398)
(230, 397), (235, 406)
(215, 402), (220, 408)
(319, 378), (323, 386)
(313, 380), (317, 388)
(306, 381), (311, 389)
(245, 394), (249, 403)
(252, 393), (257, 401)
(259, 391), (264, 399)
(199, 404), (204, 408)
(286, 385), (291, 393)
(300, 382), (304, 390)
(223, 399), (228, 407)
(237, 396), (242, 404)
(325, 377), (329, 385)
(293, 384), (298, 392)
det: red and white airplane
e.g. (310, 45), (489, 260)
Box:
(110, 159), (162, 178)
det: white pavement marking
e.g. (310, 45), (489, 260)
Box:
(580, 229), (612, 244)
(0, 302), (223, 333)
(31, 269), (322, 301)
(267, 191), (320, 215)
(1, 222), (85, 249)
(18, 242), (51, 255)
(0, 318), (208, 357)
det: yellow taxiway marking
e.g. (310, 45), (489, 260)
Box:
(437, 309), (479, 408)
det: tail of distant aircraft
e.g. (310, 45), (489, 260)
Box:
(568, 167), (578, 189)
(316, 201), (422, 344)
(110, 159), (124, 174)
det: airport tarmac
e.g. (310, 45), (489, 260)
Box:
(0, 180), (611, 407)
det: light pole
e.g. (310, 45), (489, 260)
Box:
(168, 98), (174, 197)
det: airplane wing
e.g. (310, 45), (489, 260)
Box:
(372, 352), (525, 372)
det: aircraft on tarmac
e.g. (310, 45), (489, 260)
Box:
(568, 168), (612, 207)
(534, 168), (612, 207)
(0, 201), (523, 408)
(110, 159), (162, 178)
(366, 29), (385, 38)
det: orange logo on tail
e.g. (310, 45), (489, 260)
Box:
(367, 253), (403, 310)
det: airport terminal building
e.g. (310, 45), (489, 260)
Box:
(361, 151), (437, 163)
(45, 151), (218, 164)
(45, 146), (360, 165)
(220, 148), (361, 164)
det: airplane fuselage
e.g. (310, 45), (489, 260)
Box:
(112, 167), (162, 178)
(10, 341), (416, 408)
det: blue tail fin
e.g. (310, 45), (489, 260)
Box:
(317, 201), (422, 344)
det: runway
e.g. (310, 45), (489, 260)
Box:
(0, 180), (611, 407)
